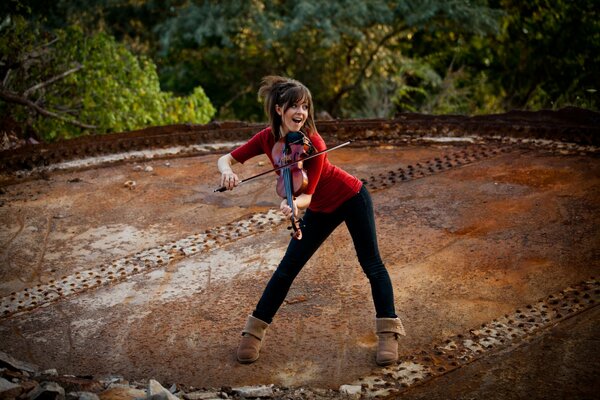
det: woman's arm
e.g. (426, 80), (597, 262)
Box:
(221, 149), (312, 215)
(218, 153), (240, 190)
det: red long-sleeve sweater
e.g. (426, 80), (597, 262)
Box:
(231, 127), (362, 213)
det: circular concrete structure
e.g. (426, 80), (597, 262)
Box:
(0, 110), (598, 399)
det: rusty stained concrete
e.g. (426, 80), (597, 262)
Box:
(0, 142), (598, 393)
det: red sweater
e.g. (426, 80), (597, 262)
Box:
(231, 127), (362, 213)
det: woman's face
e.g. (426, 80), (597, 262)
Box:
(277, 100), (309, 135)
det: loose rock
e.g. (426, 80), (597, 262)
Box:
(183, 391), (221, 400)
(231, 386), (274, 398)
(0, 377), (23, 399)
(28, 381), (66, 400)
(67, 392), (100, 400)
(123, 180), (136, 190)
(148, 380), (179, 400)
(0, 351), (38, 373)
(339, 384), (362, 397)
(98, 385), (146, 400)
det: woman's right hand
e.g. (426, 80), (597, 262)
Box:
(221, 170), (240, 190)
(218, 153), (240, 191)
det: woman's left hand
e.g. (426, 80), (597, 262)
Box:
(280, 198), (298, 218)
(280, 193), (312, 219)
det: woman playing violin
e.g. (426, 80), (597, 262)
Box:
(217, 76), (405, 366)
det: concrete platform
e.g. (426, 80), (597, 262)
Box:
(0, 138), (598, 397)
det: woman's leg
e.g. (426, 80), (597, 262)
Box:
(253, 209), (343, 323)
(239, 210), (342, 363)
(341, 186), (403, 365)
(341, 186), (397, 318)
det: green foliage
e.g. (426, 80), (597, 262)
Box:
(1, 16), (215, 141)
(6, 0), (598, 126)
(154, 0), (504, 119)
(441, 0), (599, 112)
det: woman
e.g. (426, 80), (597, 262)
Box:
(217, 76), (405, 366)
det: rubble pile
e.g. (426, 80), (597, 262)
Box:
(0, 352), (344, 400)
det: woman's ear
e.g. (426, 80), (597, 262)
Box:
(275, 105), (282, 116)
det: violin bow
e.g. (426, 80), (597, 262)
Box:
(214, 140), (353, 192)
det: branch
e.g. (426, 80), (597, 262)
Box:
(23, 64), (82, 97)
(19, 35), (60, 65)
(3, 69), (10, 87)
(328, 27), (406, 113)
(42, 37), (60, 48)
(0, 89), (97, 130)
(219, 84), (253, 115)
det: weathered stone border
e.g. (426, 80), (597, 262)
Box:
(2, 108), (599, 180)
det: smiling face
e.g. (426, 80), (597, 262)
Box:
(260, 76), (316, 140)
(276, 99), (309, 136)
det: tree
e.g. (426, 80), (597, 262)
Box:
(8, 0), (595, 124)
(155, 0), (503, 118)
(491, 0), (599, 110)
(0, 15), (215, 141)
(420, 0), (600, 112)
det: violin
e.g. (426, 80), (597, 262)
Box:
(214, 140), (351, 192)
(271, 131), (312, 240)
(214, 137), (354, 238)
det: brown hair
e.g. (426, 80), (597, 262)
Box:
(258, 76), (316, 140)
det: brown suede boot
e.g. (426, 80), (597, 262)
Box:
(376, 317), (406, 366)
(237, 315), (269, 364)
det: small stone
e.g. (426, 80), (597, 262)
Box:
(2, 368), (24, 381)
(183, 391), (221, 400)
(339, 385), (362, 397)
(28, 381), (65, 400)
(47, 375), (104, 394)
(0, 377), (23, 399)
(41, 368), (59, 376)
(100, 376), (126, 386)
(0, 350), (39, 373)
(67, 392), (100, 400)
(98, 386), (146, 400)
(20, 380), (39, 394)
(144, 166), (154, 172)
(132, 165), (143, 171)
(311, 388), (331, 396)
(285, 295), (307, 304)
(148, 380), (179, 400)
(232, 385), (273, 398)
(123, 180), (136, 190)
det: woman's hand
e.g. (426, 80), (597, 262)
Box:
(217, 153), (240, 190)
(280, 193), (312, 218)
(280, 198), (298, 218)
(221, 170), (240, 190)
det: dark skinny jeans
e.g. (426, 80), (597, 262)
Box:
(253, 185), (397, 323)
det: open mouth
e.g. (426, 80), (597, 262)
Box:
(292, 117), (303, 124)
